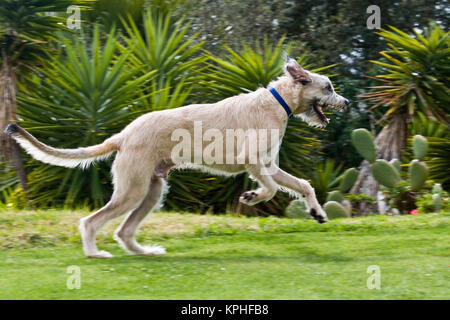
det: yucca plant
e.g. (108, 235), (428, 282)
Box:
(425, 137), (450, 190)
(310, 159), (344, 205)
(203, 36), (334, 99)
(364, 23), (449, 122)
(5, 27), (155, 208)
(352, 23), (450, 214)
(0, 0), (94, 191)
(120, 10), (207, 110)
(408, 113), (450, 190)
(203, 37), (293, 97)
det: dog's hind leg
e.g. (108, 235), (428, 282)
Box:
(79, 154), (152, 258)
(114, 176), (167, 255)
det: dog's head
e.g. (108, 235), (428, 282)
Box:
(283, 57), (349, 128)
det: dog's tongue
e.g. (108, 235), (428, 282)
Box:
(320, 104), (329, 124)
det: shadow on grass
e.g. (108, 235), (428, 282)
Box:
(88, 250), (357, 265)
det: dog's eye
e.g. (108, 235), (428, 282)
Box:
(300, 80), (310, 86)
(325, 84), (332, 92)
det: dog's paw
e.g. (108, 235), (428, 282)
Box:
(240, 189), (275, 206)
(86, 250), (114, 259)
(239, 190), (261, 206)
(310, 208), (328, 224)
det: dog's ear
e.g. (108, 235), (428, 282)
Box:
(284, 58), (311, 85)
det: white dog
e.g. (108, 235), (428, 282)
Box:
(6, 57), (349, 258)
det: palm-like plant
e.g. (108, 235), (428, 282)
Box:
(352, 23), (450, 213)
(203, 37), (334, 99)
(0, 0), (93, 191)
(409, 113), (450, 190)
(203, 37), (293, 97)
(11, 27), (155, 208)
(310, 159), (343, 204)
(410, 112), (449, 138)
(364, 24), (449, 122)
(120, 10), (206, 110)
(425, 137), (450, 190)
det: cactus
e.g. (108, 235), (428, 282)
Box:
(389, 158), (401, 174)
(326, 190), (345, 203)
(408, 160), (428, 191)
(351, 129), (377, 163)
(285, 199), (312, 219)
(349, 128), (433, 215)
(324, 201), (351, 219)
(339, 168), (359, 193)
(432, 194), (442, 212)
(412, 135), (428, 160)
(371, 159), (401, 188)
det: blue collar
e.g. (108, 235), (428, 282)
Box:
(268, 87), (293, 119)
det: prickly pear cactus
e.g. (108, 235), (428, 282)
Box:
(389, 159), (401, 174)
(408, 160), (428, 191)
(351, 129), (377, 163)
(339, 168), (360, 193)
(326, 190), (345, 203)
(285, 199), (312, 219)
(324, 201), (351, 219)
(371, 159), (401, 188)
(412, 135), (428, 160)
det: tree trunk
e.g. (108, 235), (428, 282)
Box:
(351, 114), (407, 215)
(0, 60), (28, 191)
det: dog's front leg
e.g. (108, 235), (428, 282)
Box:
(272, 167), (328, 223)
(239, 164), (278, 206)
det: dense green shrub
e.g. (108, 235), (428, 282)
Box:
(416, 189), (450, 214)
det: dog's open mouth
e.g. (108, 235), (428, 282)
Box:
(312, 100), (347, 125)
(313, 101), (330, 125)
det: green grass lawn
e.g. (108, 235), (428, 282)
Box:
(0, 209), (448, 299)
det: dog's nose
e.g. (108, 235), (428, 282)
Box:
(344, 99), (350, 106)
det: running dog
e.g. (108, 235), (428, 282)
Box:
(5, 56), (349, 258)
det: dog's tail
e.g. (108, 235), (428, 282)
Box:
(4, 123), (119, 169)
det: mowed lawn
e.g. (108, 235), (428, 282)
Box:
(0, 209), (448, 299)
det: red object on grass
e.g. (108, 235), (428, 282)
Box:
(410, 209), (418, 215)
